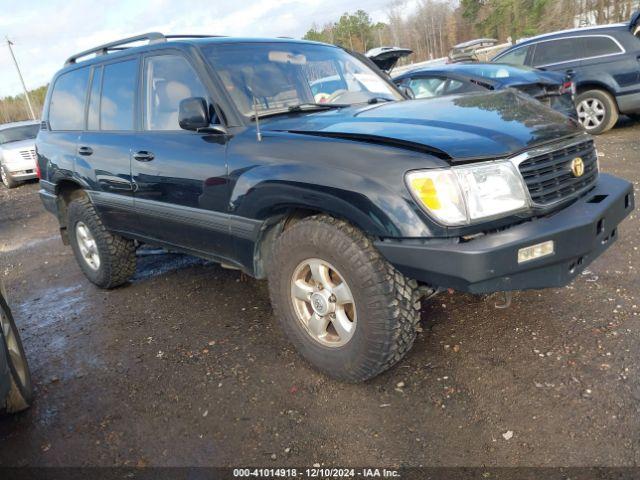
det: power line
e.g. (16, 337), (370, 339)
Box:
(5, 37), (36, 120)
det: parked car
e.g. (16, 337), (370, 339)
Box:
(492, 11), (640, 134)
(0, 279), (32, 414)
(393, 63), (577, 119)
(0, 120), (40, 189)
(365, 46), (413, 73)
(37, 33), (634, 382)
(448, 38), (498, 63)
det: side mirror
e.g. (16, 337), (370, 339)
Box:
(179, 97), (210, 131)
(399, 85), (415, 99)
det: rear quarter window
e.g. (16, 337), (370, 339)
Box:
(582, 36), (623, 56)
(48, 67), (90, 130)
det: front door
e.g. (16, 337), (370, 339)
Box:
(131, 52), (233, 261)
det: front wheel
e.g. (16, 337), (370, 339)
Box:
(268, 215), (422, 382)
(575, 89), (618, 135)
(1, 165), (20, 189)
(67, 196), (137, 288)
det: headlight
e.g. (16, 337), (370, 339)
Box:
(406, 161), (529, 226)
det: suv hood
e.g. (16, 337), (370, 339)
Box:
(262, 90), (581, 161)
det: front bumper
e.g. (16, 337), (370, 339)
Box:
(10, 170), (37, 181)
(375, 174), (634, 294)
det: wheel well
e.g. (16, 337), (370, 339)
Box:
(576, 83), (619, 108)
(253, 207), (329, 279)
(55, 180), (87, 244)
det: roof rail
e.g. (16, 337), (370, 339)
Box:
(65, 32), (165, 65)
(64, 32), (222, 66)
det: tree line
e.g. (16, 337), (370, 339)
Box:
(1, 0), (638, 124)
(304, 0), (638, 64)
(0, 86), (47, 125)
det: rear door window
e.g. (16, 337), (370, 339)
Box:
(532, 38), (581, 66)
(100, 59), (138, 131)
(494, 46), (530, 66)
(582, 36), (623, 56)
(48, 67), (90, 130)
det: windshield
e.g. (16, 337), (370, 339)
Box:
(0, 124), (39, 145)
(202, 42), (403, 118)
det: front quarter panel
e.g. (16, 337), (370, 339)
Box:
(227, 129), (446, 239)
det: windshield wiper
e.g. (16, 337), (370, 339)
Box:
(249, 103), (350, 120)
(367, 96), (394, 104)
(287, 103), (350, 112)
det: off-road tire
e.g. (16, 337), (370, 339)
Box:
(576, 89), (618, 135)
(67, 196), (136, 288)
(0, 294), (32, 414)
(268, 215), (422, 382)
(1, 165), (20, 189)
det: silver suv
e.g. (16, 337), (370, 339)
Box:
(0, 121), (40, 189)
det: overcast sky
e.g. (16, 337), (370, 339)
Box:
(0, 0), (404, 98)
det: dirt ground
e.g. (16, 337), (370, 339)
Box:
(0, 119), (638, 468)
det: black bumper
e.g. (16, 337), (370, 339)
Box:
(375, 174), (634, 294)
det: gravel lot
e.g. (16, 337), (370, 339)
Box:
(0, 119), (638, 468)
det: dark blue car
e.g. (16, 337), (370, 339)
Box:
(393, 63), (577, 119)
(492, 11), (640, 134)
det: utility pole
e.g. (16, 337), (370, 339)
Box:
(6, 37), (36, 120)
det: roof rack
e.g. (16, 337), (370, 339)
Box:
(64, 32), (221, 65)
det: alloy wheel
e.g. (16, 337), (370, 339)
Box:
(75, 221), (101, 271)
(290, 258), (357, 347)
(577, 98), (606, 130)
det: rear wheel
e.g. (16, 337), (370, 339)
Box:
(0, 292), (32, 413)
(576, 89), (618, 135)
(1, 165), (20, 189)
(268, 215), (422, 382)
(67, 196), (137, 288)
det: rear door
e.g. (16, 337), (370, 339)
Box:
(131, 50), (233, 260)
(579, 35), (639, 96)
(529, 37), (584, 77)
(38, 66), (90, 188)
(77, 57), (140, 233)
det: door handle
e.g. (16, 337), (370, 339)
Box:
(133, 151), (154, 162)
(78, 146), (93, 156)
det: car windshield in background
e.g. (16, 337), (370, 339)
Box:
(0, 125), (39, 145)
(202, 42), (403, 118)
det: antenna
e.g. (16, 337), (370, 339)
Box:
(253, 97), (262, 142)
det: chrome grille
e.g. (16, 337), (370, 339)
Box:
(19, 149), (37, 162)
(518, 139), (598, 207)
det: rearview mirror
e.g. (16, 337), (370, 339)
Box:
(399, 85), (415, 99)
(179, 97), (210, 131)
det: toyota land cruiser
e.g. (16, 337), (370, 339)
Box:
(36, 33), (635, 382)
